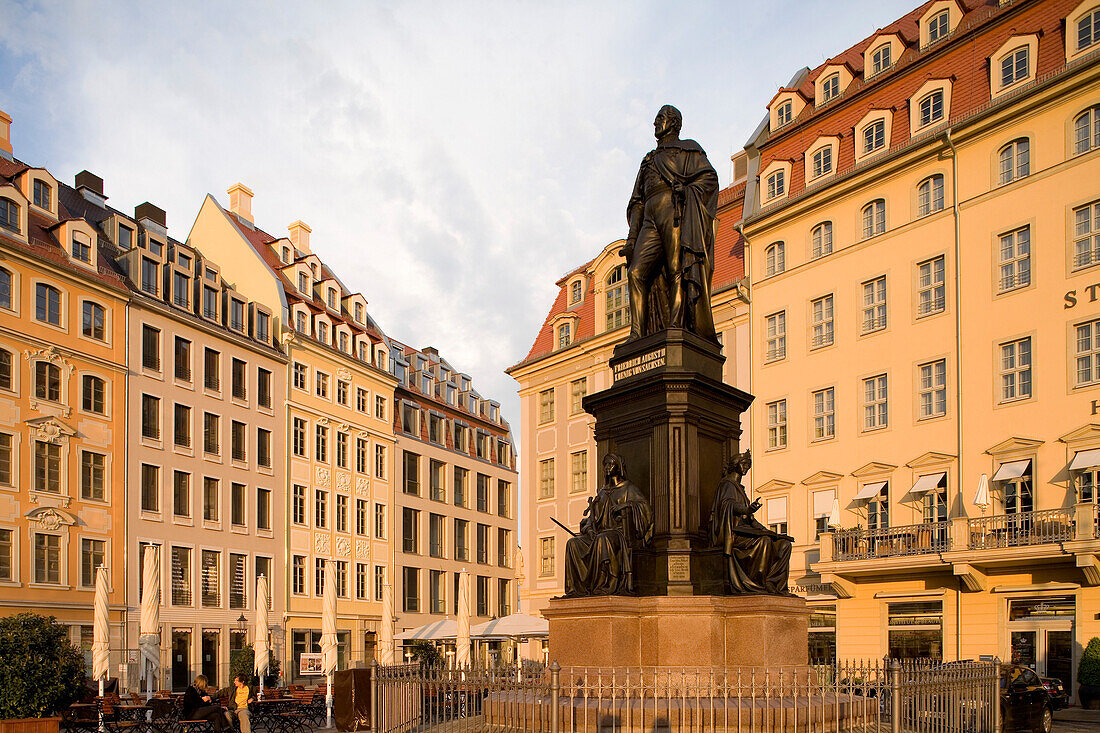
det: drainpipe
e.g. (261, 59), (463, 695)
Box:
(943, 128), (963, 662)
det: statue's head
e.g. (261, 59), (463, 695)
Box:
(724, 450), (752, 476)
(654, 105), (682, 139)
(602, 452), (625, 478)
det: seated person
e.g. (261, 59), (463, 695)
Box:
(212, 675), (253, 733)
(182, 675), (231, 732)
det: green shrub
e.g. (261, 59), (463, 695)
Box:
(1080, 637), (1100, 686)
(406, 641), (443, 668)
(228, 644), (281, 688)
(0, 613), (86, 718)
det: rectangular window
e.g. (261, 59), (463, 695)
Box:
(315, 372), (329, 399)
(203, 348), (219, 390)
(81, 302), (105, 340)
(231, 483), (246, 526)
(315, 489), (328, 529)
(315, 425), (328, 462)
(336, 493), (348, 533)
(173, 404), (191, 447)
(539, 458), (555, 499)
(231, 359), (247, 400)
(293, 362), (307, 390)
(917, 256), (946, 316)
(476, 575), (490, 616)
(403, 567), (420, 613)
(539, 537), (555, 577)
(257, 428), (271, 468)
(429, 513), (444, 558)
(0, 529), (11, 582)
(203, 413), (219, 454)
(376, 395), (386, 419)
(429, 569), (445, 614)
(356, 387), (368, 412)
(765, 311), (786, 361)
(918, 359), (948, 418)
(1000, 337), (1032, 402)
(34, 533), (60, 584)
(867, 484), (890, 530)
(257, 368), (272, 408)
(174, 337), (191, 381)
(291, 485), (306, 525)
(356, 438), (368, 474)
(539, 388), (555, 423)
(334, 560), (347, 598)
(141, 258), (158, 295)
(429, 459), (445, 501)
(81, 375), (105, 414)
(292, 417), (306, 457)
(498, 528), (510, 567)
(862, 277), (887, 333)
(570, 451), (588, 493)
(812, 146), (832, 178)
(171, 546), (191, 605)
(374, 565), (386, 601)
(497, 479), (511, 518)
(257, 488), (271, 530)
(356, 499), (368, 535)
(476, 523), (490, 564)
(229, 299), (245, 332)
(454, 518), (469, 561)
(767, 400), (787, 449)
(0, 434), (10, 486)
(231, 421), (246, 462)
(810, 295), (834, 348)
(453, 466), (468, 507)
(80, 450), (105, 500)
(356, 562), (368, 600)
(402, 507), (419, 554)
(337, 380), (349, 406)
(34, 441), (61, 492)
(80, 538), (104, 587)
(1000, 47), (1028, 88)
(402, 450), (421, 495)
(203, 286), (218, 319)
(998, 227), (1031, 292)
(570, 378), (587, 414)
(1074, 201), (1100, 269)
(141, 394), (160, 439)
(315, 558), (325, 596)
(375, 444), (386, 479)
(428, 413), (443, 444)
(173, 471), (190, 517)
(291, 556), (305, 595)
(203, 478), (219, 521)
(863, 374), (888, 430)
(375, 503), (386, 539)
(812, 388), (835, 440)
(401, 403), (418, 434)
(477, 473), (490, 512)
(336, 432), (348, 469)
(1077, 318), (1100, 386)
(888, 601), (943, 661)
(255, 311), (269, 343)
(229, 553), (246, 609)
(141, 464), (159, 512)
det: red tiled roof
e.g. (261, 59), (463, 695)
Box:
(756, 0), (1075, 202)
(514, 182), (746, 369)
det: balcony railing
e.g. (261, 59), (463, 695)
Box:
(967, 508), (1075, 549)
(833, 521), (950, 561)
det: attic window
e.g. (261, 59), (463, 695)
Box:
(821, 74), (840, 102)
(558, 323), (571, 349)
(148, 239), (164, 257)
(298, 272), (309, 293)
(355, 302), (364, 322)
(328, 289), (337, 309)
(1000, 47), (1028, 88)
(928, 10), (949, 42)
(871, 44), (892, 75)
(118, 224), (133, 249)
(570, 280), (582, 304)
(0, 198), (18, 232)
(177, 253), (192, 269)
(71, 232), (92, 263)
(282, 246), (290, 263)
(775, 101), (793, 127)
(33, 180), (51, 210)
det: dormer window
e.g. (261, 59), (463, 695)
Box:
(310, 263), (318, 277)
(256, 312), (269, 343)
(282, 246), (290, 263)
(766, 170), (785, 200)
(811, 146), (832, 179)
(0, 198), (18, 233)
(919, 90), (945, 127)
(1001, 47), (1028, 88)
(355, 303), (364, 322)
(821, 74), (840, 103)
(229, 298), (245, 332)
(71, 232), (92, 263)
(928, 10), (949, 42)
(33, 180), (51, 210)
(339, 332), (349, 352)
(118, 224), (134, 249)
(141, 258), (158, 295)
(1079, 8), (1100, 51)
(776, 101), (793, 127)
(202, 286), (218, 319)
(570, 280), (582, 304)
(173, 272), (190, 308)
(298, 272), (309, 294)
(327, 289), (337, 309)
(871, 44), (892, 75)
(317, 321), (329, 344)
(148, 239), (164, 257)
(204, 267), (217, 281)
(863, 120), (886, 154)
(295, 311), (308, 333)
(177, 253), (192, 269)
(558, 323), (571, 349)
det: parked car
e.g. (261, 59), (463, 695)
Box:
(1002, 664), (1054, 733)
(1039, 676), (1068, 710)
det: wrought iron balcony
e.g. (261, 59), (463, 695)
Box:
(967, 508), (1075, 549)
(832, 521), (951, 561)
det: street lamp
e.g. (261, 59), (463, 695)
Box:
(236, 614), (248, 635)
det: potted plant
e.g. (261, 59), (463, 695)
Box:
(0, 613), (86, 733)
(1080, 636), (1100, 709)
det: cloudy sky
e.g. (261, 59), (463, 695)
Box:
(1, 0), (915, 432)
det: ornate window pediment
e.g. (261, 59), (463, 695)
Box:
(985, 436), (1043, 456)
(1059, 423), (1100, 445)
(25, 415), (75, 444)
(851, 461), (897, 477)
(802, 470), (843, 485)
(907, 450), (956, 468)
(26, 506), (80, 530)
(756, 478), (794, 493)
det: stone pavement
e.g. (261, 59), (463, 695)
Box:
(1054, 707), (1100, 733)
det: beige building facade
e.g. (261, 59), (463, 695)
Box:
(740, 0), (1100, 697)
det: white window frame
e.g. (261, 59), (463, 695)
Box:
(764, 311), (786, 362)
(862, 276), (887, 333)
(918, 359), (948, 419)
(997, 226), (1031, 292)
(999, 337), (1032, 403)
(766, 399), (787, 450)
(812, 387), (835, 441)
(862, 374), (888, 431)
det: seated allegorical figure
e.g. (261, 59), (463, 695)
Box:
(708, 450), (794, 595)
(564, 453), (655, 597)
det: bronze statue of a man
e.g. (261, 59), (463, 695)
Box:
(564, 453), (654, 597)
(708, 451), (794, 595)
(622, 105), (720, 341)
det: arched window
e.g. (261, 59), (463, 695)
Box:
(605, 266), (628, 331)
(775, 101), (793, 127)
(317, 321), (329, 344)
(918, 90), (945, 127)
(295, 311), (308, 334)
(862, 200), (886, 239)
(570, 280), (582, 304)
(1079, 7), (1100, 52)
(862, 120), (886, 154)
(917, 175), (945, 217)
(0, 198), (18, 233)
(33, 180), (52, 210)
(0, 268), (11, 310)
(928, 10), (949, 43)
(998, 139), (1030, 184)
(82, 374), (106, 414)
(35, 361), (61, 402)
(0, 348), (12, 391)
(1000, 46), (1029, 88)
(821, 74), (840, 102)
(557, 323), (571, 349)
(765, 242), (786, 276)
(35, 283), (61, 325)
(811, 147), (832, 179)
(82, 302), (106, 341)
(766, 170), (785, 200)
(1074, 105), (1100, 155)
(811, 223), (833, 259)
(871, 44), (892, 74)
(338, 331), (349, 353)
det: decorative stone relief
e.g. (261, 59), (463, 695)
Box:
(314, 533), (331, 555)
(355, 478), (369, 496)
(336, 473), (350, 490)
(335, 536), (351, 556)
(26, 506), (79, 531)
(316, 467), (330, 487)
(356, 540), (370, 559)
(24, 346), (74, 375)
(336, 368), (352, 381)
(26, 416), (76, 445)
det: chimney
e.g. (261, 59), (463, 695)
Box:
(75, 170), (107, 207)
(0, 110), (11, 161)
(135, 202), (167, 229)
(288, 220), (311, 255)
(227, 183), (253, 224)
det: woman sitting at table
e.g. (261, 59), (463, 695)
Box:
(182, 675), (231, 732)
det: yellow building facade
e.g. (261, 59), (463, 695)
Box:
(741, 0), (1100, 697)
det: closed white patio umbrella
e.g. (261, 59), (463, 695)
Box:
(93, 566), (110, 733)
(321, 562), (338, 728)
(379, 582), (394, 665)
(974, 473), (991, 514)
(138, 547), (160, 704)
(254, 574), (270, 700)
(456, 570), (471, 668)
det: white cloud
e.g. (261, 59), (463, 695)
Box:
(0, 0), (917, 439)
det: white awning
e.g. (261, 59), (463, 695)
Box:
(766, 497), (788, 524)
(854, 481), (887, 501)
(394, 619), (457, 641)
(906, 472), (946, 498)
(992, 459), (1031, 482)
(470, 613), (549, 640)
(1070, 448), (1100, 471)
(812, 490), (835, 517)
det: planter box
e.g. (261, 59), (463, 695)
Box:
(0, 718), (61, 733)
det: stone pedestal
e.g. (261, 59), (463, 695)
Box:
(584, 329), (754, 596)
(544, 594), (810, 670)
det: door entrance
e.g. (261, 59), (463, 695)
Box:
(1007, 596), (1075, 695)
(171, 629), (192, 691)
(201, 630), (220, 687)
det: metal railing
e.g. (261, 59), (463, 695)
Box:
(833, 522), (950, 561)
(967, 508), (1075, 549)
(373, 659), (1000, 733)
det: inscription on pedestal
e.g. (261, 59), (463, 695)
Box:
(613, 347), (666, 382)
(668, 555), (690, 582)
